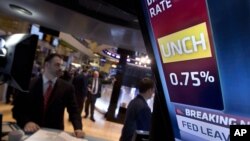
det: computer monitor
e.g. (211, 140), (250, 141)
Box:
(0, 34), (38, 92)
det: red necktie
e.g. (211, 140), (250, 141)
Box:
(44, 80), (53, 111)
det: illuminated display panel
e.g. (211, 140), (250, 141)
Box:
(139, 0), (250, 140)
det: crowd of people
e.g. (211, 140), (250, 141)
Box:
(8, 53), (155, 140)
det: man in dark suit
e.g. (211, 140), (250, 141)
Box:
(84, 71), (114, 122)
(120, 77), (155, 141)
(84, 71), (101, 122)
(72, 67), (89, 116)
(12, 53), (85, 138)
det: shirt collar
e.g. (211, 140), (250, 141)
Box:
(43, 74), (57, 85)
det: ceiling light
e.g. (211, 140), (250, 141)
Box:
(9, 4), (32, 16)
(111, 64), (117, 68)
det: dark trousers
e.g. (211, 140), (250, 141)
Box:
(84, 93), (97, 118)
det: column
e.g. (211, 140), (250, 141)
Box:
(105, 48), (133, 122)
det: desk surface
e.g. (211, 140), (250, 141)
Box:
(24, 128), (108, 141)
(2, 123), (110, 141)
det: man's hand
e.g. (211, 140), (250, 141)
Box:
(73, 129), (85, 138)
(24, 122), (40, 133)
(87, 86), (91, 92)
(87, 86), (93, 94)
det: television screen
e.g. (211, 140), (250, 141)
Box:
(30, 24), (44, 40)
(51, 37), (59, 47)
(138, 0), (250, 140)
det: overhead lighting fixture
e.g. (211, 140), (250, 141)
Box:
(9, 4), (32, 16)
(111, 64), (117, 68)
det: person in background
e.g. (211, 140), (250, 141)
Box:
(31, 60), (41, 78)
(119, 77), (155, 141)
(84, 71), (101, 122)
(84, 70), (114, 122)
(72, 67), (89, 117)
(12, 53), (85, 138)
(60, 70), (72, 81)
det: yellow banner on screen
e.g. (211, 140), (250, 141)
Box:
(158, 22), (212, 63)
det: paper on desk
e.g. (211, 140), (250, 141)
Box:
(25, 129), (88, 141)
(57, 132), (88, 141)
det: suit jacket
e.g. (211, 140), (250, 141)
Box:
(12, 76), (82, 130)
(120, 95), (152, 141)
(88, 77), (113, 98)
(88, 77), (102, 98)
